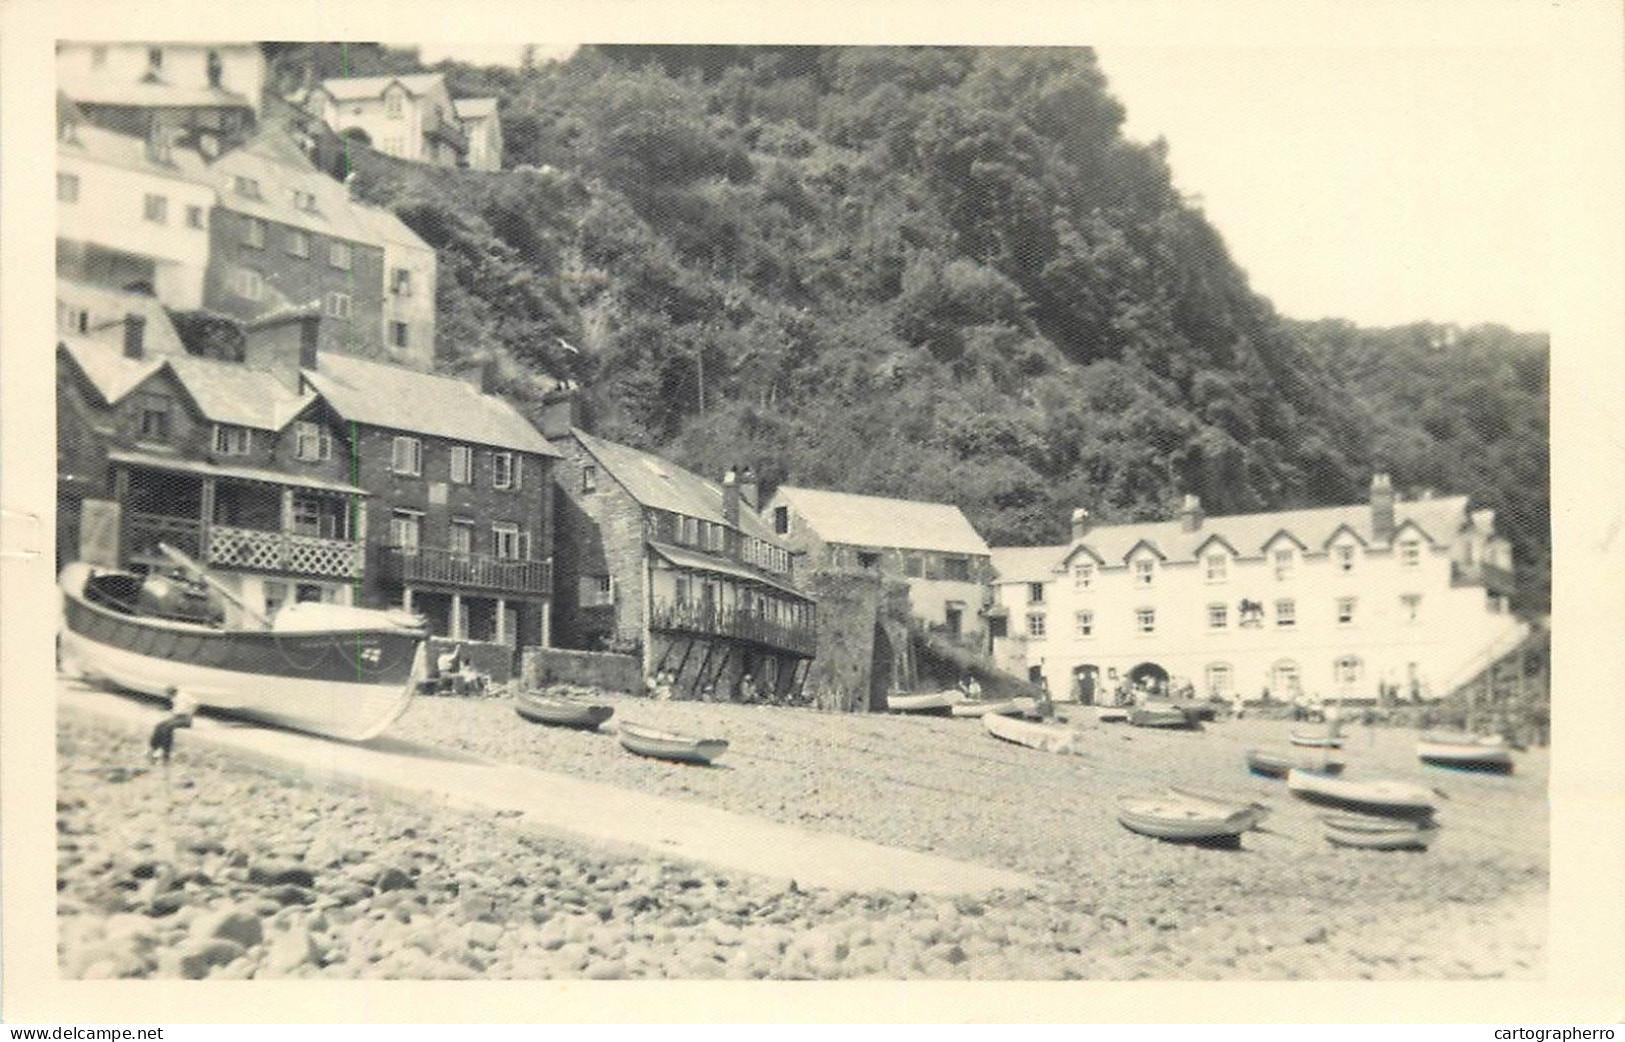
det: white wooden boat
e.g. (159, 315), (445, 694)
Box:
(59, 562), (425, 742)
(1094, 705), (1130, 723)
(1290, 730), (1344, 749)
(1167, 785), (1273, 826)
(982, 712), (1088, 755)
(1320, 813), (1441, 851)
(1246, 747), (1345, 779)
(1416, 738), (1514, 772)
(1116, 793), (1261, 846)
(1286, 769), (1438, 821)
(885, 691), (958, 715)
(950, 698), (1022, 718)
(617, 721), (729, 764)
(515, 693), (614, 731)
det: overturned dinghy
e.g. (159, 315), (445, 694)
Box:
(1246, 747), (1346, 780)
(983, 711), (1088, 755)
(618, 721), (729, 765)
(1286, 769), (1438, 822)
(1416, 734), (1514, 773)
(1128, 706), (1194, 729)
(515, 693), (614, 731)
(1320, 813), (1441, 851)
(1094, 704), (1130, 723)
(1116, 793), (1262, 847)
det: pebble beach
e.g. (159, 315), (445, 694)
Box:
(57, 690), (1546, 980)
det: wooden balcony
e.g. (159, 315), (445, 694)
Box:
(123, 513), (363, 580)
(650, 599), (818, 658)
(378, 545), (552, 596)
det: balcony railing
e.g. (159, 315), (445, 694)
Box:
(650, 599), (818, 657)
(208, 525), (363, 579)
(124, 513), (362, 579)
(378, 545), (552, 596)
(1451, 561), (1516, 595)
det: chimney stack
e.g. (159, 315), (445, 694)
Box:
(243, 307), (321, 392)
(122, 314), (146, 359)
(1179, 493), (1203, 533)
(738, 467), (759, 511)
(538, 388), (581, 440)
(722, 467), (740, 528)
(1070, 507), (1092, 542)
(1371, 472), (1396, 543)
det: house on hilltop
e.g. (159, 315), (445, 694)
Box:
(292, 73), (501, 170)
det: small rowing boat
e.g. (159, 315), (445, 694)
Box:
(885, 691), (957, 715)
(1416, 733), (1514, 772)
(1116, 793), (1261, 847)
(1286, 769), (1437, 821)
(1167, 785), (1272, 826)
(1320, 813), (1441, 851)
(1245, 747), (1345, 779)
(617, 721), (729, 765)
(983, 712), (1088, 755)
(514, 693), (614, 731)
(1129, 706), (1193, 729)
(1094, 704), (1130, 723)
(1290, 730), (1343, 749)
(950, 698), (1022, 718)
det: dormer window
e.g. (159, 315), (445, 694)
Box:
(1134, 558), (1155, 586)
(292, 189), (318, 213)
(1074, 562), (1094, 589)
(1400, 541), (1422, 568)
(1205, 553), (1228, 583)
(234, 176), (262, 200)
(385, 89), (404, 119)
(1273, 548), (1295, 581)
(212, 424), (252, 456)
(1335, 544), (1357, 572)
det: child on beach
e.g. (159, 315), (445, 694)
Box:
(147, 687), (197, 765)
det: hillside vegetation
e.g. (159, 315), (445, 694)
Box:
(269, 43), (1549, 610)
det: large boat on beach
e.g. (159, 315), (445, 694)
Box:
(59, 561), (427, 742)
(1286, 769), (1438, 822)
(1416, 732), (1515, 772)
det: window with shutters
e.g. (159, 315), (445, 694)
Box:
(390, 510), (421, 551)
(212, 424), (251, 456)
(286, 228), (309, 257)
(391, 436), (422, 476)
(493, 451), (516, 489)
(293, 420), (331, 462)
(449, 445), (473, 484)
(492, 522), (521, 560)
(325, 292), (351, 319)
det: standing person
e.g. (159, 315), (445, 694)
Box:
(965, 674), (983, 701)
(148, 687), (196, 765)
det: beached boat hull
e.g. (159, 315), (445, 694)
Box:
(1416, 738), (1514, 772)
(1320, 813), (1441, 851)
(1286, 769), (1437, 821)
(60, 564), (424, 742)
(983, 712), (1087, 754)
(885, 692), (957, 715)
(1094, 705), (1130, 723)
(1290, 731), (1344, 749)
(1168, 785), (1273, 827)
(1246, 748), (1346, 779)
(1129, 707), (1194, 729)
(1116, 794), (1259, 846)
(951, 698), (1022, 718)
(515, 695), (614, 731)
(618, 722), (728, 764)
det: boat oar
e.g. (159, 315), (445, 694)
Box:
(159, 542), (273, 630)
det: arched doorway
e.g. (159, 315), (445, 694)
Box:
(1071, 664), (1100, 705)
(1128, 661), (1169, 698)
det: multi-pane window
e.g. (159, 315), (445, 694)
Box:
(582, 464), (597, 493)
(1073, 562), (1094, 589)
(293, 420), (331, 461)
(234, 176), (263, 200)
(242, 215), (265, 247)
(212, 424), (251, 456)
(57, 302), (90, 335)
(390, 321), (409, 348)
(325, 292), (351, 319)
(138, 394), (171, 440)
(772, 505), (788, 534)
(57, 173), (80, 203)
(1400, 541), (1422, 568)
(1401, 593), (1422, 623)
(1028, 582), (1045, 604)
(1273, 548), (1295, 580)
(1207, 603), (1228, 630)
(1026, 613), (1047, 640)
(1136, 607), (1156, 634)
(944, 557), (971, 582)
(449, 519), (475, 556)
(329, 241), (352, 270)
(449, 445), (473, 484)
(1206, 553), (1228, 583)
(143, 194), (167, 224)
(389, 509), (421, 551)
(1336, 596), (1357, 625)
(1134, 558), (1155, 585)
(286, 228), (310, 257)
(1275, 599), (1296, 628)
(1075, 610), (1094, 637)
(492, 522), (523, 560)
(290, 494), (340, 539)
(391, 435), (422, 476)
(391, 268), (412, 296)
(1335, 544), (1357, 572)
(233, 267), (264, 301)
(680, 516), (699, 545)
(492, 451), (518, 489)
(1206, 663), (1232, 698)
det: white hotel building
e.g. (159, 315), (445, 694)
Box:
(988, 476), (1528, 708)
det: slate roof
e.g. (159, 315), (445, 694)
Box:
(164, 354), (316, 431)
(57, 278), (189, 357)
(60, 80), (254, 110)
(571, 430), (780, 544)
(990, 545), (1071, 584)
(305, 353), (558, 456)
(57, 121), (214, 185)
(1056, 498), (1470, 570)
(771, 486), (992, 558)
(107, 450), (367, 496)
(297, 73), (449, 103)
(58, 336), (164, 406)
(649, 542), (811, 601)
(208, 128), (385, 244)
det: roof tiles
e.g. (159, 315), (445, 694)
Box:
(772, 486), (992, 558)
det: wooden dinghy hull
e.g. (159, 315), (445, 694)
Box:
(1094, 705), (1130, 723)
(618, 721), (728, 765)
(1246, 748), (1346, 780)
(884, 691), (957, 715)
(59, 563), (424, 742)
(1286, 768), (1437, 821)
(1168, 785), (1272, 827)
(515, 694), (614, 731)
(1290, 731), (1344, 749)
(1128, 707), (1195, 729)
(1116, 794), (1259, 847)
(1320, 813), (1441, 851)
(982, 711), (1088, 754)
(1416, 739), (1514, 773)
(951, 698), (1022, 718)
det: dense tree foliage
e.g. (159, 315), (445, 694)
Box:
(280, 44), (1549, 611)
